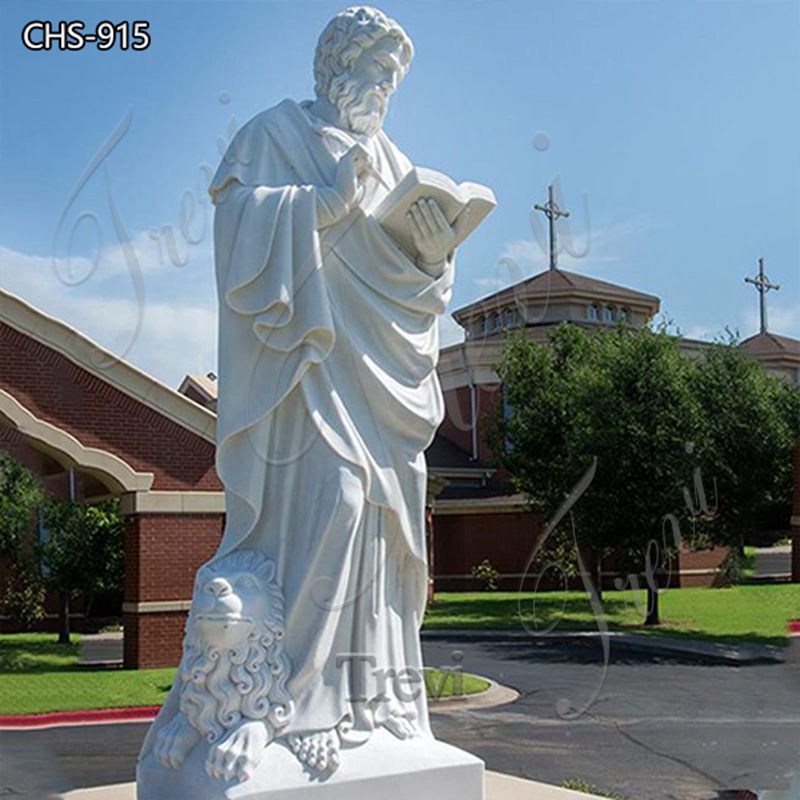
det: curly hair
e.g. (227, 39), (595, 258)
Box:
(178, 550), (293, 743)
(314, 6), (413, 100)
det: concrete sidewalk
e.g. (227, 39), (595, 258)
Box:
(79, 632), (123, 667)
(422, 628), (785, 665)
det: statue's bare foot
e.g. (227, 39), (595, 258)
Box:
(287, 730), (341, 773)
(380, 707), (418, 740)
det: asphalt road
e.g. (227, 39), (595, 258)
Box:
(1, 639), (798, 800)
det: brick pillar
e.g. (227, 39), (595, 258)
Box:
(123, 510), (224, 668)
(792, 444), (800, 583)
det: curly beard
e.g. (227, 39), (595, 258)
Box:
(328, 75), (390, 137)
(178, 632), (292, 744)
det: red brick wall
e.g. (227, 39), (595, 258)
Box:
(124, 513), (223, 668)
(433, 510), (543, 591)
(124, 611), (187, 670)
(0, 323), (220, 491)
(432, 510), (728, 592)
(125, 514), (223, 603)
(439, 384), (503, 464)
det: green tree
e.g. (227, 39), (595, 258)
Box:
(692, 338), (800, 551)
(0, 451), (46, 627)
(38, 499), (124, 644)
(494, 323), (702, 624)
(0, 450), (43, 561)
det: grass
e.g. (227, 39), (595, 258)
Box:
(0, 634), (489, 715)
(424, 668), (490, 700)
(424, 584), (799, 647)
(561, 778), (629, 798)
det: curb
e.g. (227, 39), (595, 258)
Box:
(421, 629), (785, 665)
(0, 705), (160, 730)
(429, 677), (520, 712)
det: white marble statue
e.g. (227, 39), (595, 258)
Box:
(138, 6), (485, 797)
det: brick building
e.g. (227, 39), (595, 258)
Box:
(1, 263), (797, 667)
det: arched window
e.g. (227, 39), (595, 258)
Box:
(618, 307), (630, 322)
(492, 312), (501, 331)
(505, 308), (515, 328)
(586, 304), (599, 321)
(479, 316), (488, 336)
(602, 305), (614, 322)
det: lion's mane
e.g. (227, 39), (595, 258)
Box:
(177, 550), (294, 744)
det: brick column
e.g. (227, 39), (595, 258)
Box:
(792, 444), (800, 583)
(123, 506), (224, 668)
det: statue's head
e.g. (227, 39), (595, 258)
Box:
(178, 550), (293, 742)
(314, 6), (413, 137)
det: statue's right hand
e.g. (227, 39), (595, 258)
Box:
(333, 144), (370, 209)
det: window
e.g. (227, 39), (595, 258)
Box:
(479, 316), (488, 336)
(505, 308), (515, 328)
(586, 304), (599, 321)
(491, 312), (501, 331)
(602, 305), (614, 322)
(618, 307), (630, 322)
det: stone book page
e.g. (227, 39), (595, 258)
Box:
(372, 166), (496, 259)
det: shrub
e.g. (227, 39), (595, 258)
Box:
(471, 559), (501, 592)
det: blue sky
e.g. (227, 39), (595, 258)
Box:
(1, 0), (798, 386)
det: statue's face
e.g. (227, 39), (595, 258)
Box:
(191, 569), (266, 648)
(331, 35), (405, 136)
(350, 36), (403, 99)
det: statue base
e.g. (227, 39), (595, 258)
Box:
(137, 729), (484, 799)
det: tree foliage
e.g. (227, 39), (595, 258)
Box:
(493, 323), (800, 620)
(38, 498), (124, 643)
(0, 450), (44, 561)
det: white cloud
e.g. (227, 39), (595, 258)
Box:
(0, 243), (217, 388)
(496, 215), (652, 277)
(742, 299), (800, 340)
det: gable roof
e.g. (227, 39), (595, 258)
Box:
(0, 288), (216, 443)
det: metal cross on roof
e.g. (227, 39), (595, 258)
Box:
(745, 257), (780, 334)
(534, 184), (570, 271)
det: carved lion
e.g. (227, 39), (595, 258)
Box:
(154, 549), (293, 783)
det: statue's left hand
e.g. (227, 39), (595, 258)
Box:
(205, 720), (270, 782)
(407, 198), (459, 271)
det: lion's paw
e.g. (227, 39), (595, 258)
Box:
(154, 714), (201, 770)
(205, 720), (270, 782)
(287, 729), (341, 773)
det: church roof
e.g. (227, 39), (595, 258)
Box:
(452, 267), (660, 323)
(739, 331), (800, 358)
(0, 288), (216, 443)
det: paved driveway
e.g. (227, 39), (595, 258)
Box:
(1, 638), (797, 800)
(425, 636), (800, 800)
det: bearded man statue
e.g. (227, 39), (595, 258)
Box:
(138, 6), (484, 798)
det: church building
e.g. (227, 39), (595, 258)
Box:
(0, 254), (797, 666)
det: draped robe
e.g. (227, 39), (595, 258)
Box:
(178, 98), (453, 741)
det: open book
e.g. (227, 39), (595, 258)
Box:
(371, 167), (496, 261)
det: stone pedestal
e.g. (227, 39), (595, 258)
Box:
(137, 729), (484, 800)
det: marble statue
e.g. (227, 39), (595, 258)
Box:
(138, 6), (486, 797)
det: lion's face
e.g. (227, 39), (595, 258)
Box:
(192, 569), (267, 648)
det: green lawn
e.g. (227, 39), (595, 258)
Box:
(0, 633), (488, 715)
(424, 585), (799, 647)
